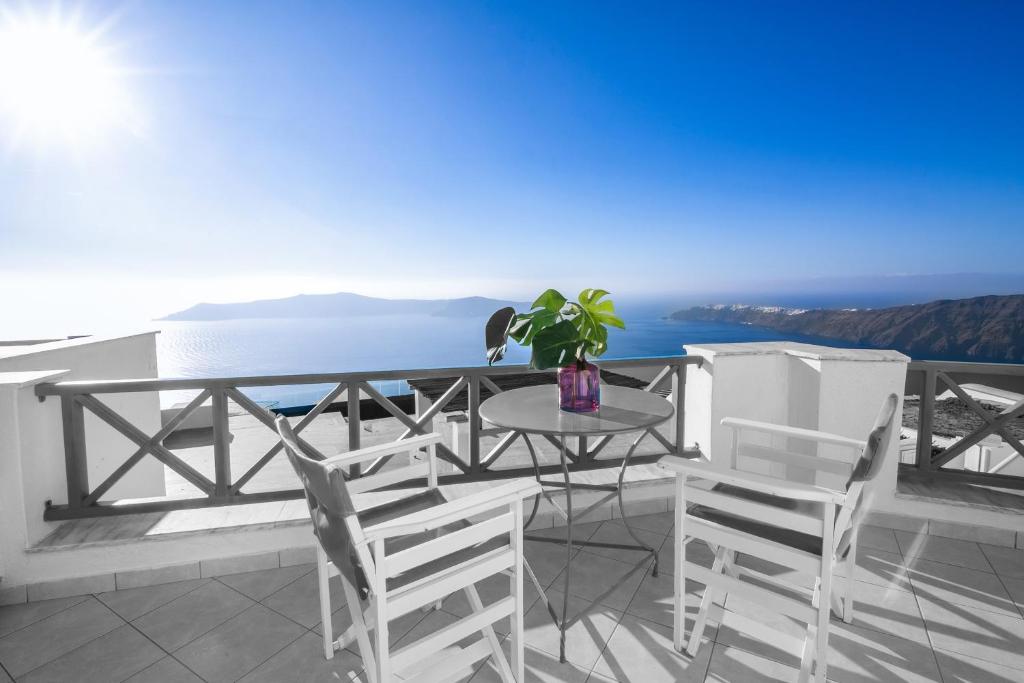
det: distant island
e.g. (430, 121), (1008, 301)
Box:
(670, 294), (1024, 362)
(160, 292), (526, 321)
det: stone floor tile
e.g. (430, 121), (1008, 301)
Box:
(895, 531), (992, 572)
(470, 639), (589, 682)
(704, 642), (799, 682)
(609, 511), (674, 536)
(980, 544), (1024, 580)
(124, 656), (204, 683)
(115, 563), (201, 590)
(132, 580), (253, 651)
(524, 538), (583, 588)
(999, 575), (1024, 615)
(659, 536), (716, 576)
(907, 558), (1019, 618)
(173, 604), (306, 683)
(523, 589), (622, 671)
(217, 564), (314, 601)
(592, 616), (711, 682)
(18, 624), (163, 683)
(200, 552), (279, 579)
(26, 574), (116, 602)
(97, 578), (210, 621)
(826, 622), (942, 682)
(0, 594), (88, 639)
(933, 647), (1024, 683)
(919, 597), (1024, 672)
(582, 520), (666, 567)
(841, 578), (930, 644)
(0, 664), (11, 683)
(835, 547), (914, 592)
(238, 632), (366, 683)
(0, 597), (123, 678)
(262, 569), (345, 628)
(527, 520), (602, 548)
(551, 551), (647, 612)
(857, 525), (901, 555)
(624, 570), (715, 637)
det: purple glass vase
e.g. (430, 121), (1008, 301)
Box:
(557, 360), (601, 412)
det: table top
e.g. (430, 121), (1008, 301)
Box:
(478, 384), (674, 437)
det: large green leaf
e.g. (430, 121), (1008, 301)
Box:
(578, 288), (609, 307)
(485, 307), (517, 365)
(580, 291), (626, 330)
(531, 289), (567, 313)
(529, 319), (579, 370)
(508, 309), (558, 346)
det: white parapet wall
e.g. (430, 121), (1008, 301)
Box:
(0, 333), (165, 578)
(683, 342), (910, 509)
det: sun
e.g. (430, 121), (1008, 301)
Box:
(0, 7), (138, 149)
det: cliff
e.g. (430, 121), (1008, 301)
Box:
(670, 294), (1024, 361)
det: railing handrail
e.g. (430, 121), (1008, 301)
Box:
(37, 354), (698, 519)
(903, 359), (1024, 491)
(906, 359), (1024, 375)
(35, 356), (702, 397)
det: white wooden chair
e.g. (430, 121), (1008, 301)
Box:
(661, 394), (899, 683)
(276, 416), (540, 683)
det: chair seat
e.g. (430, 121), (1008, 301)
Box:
(688, 484), (825, 555)
(352, 489), (509, 596)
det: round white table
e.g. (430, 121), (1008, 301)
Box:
(479, 384), (674, 662)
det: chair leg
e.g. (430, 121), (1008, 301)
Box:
(797, 625), (815, 683)
(512, 499), (525, 683)
(315, 546), (335, 660)
(373, 594), (390, 682)
(687, 546), (728, 657)
(844, 530), (859, 624)
(673, 475), (686, 652)
(338, 567), (377, 682)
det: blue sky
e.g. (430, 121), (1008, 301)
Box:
(1, 1), (1022, 335)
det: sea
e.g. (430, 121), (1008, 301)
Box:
(155, 301), (852, 410)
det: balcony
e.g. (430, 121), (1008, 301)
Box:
(1, 334), (1023, 681)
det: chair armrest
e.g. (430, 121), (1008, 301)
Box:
(321, 433), (443, 469)
(362, 479), (542, 541)
(721, 417), (867, 450)
(658, 455), (846, 505)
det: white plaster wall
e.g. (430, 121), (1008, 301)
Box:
(0, 371), (68, 585)
(684, 344), (790, 472)
(0, 333), (164, 505)
(683, 342), (910, 505)
(0, 334), (164, 546)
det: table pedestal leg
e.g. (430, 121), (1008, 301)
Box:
(559, 435), (572, 663)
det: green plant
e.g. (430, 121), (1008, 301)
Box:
(486, 288), (626, 370)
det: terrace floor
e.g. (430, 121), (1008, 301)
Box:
(4, 514), (1024, 682)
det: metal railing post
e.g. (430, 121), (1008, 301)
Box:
(212, 388), (231, 498)
(347, 383), (361, 478)
(916, 369), (936, 472)
(468, 374), (481, 473)
(672, 361), (686, 455)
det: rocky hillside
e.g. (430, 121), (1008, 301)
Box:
(670, 294), (1024, 361)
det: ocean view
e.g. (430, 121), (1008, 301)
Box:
(155, 308), (845, 409)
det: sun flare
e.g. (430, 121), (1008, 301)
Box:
(0, 8), (137, 149)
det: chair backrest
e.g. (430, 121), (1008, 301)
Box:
(845, 392), (900, 489)
(275, 416), (367, 590)
(836, 393), (899, 555)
